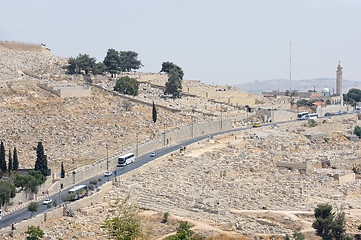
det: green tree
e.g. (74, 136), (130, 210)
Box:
(355, 126), (361, 139)
(349, 98), (357, 109)
(13, 147), (19, 170)
(119, 51), (143, 72)
(114, 76), (140, 96)
(92, 62), (108, 75)
(346, 88), (361, 103)
(312, 204), (350, 240)
(152, 101), (157, 123)
(0, 181), (16, 207)
(163, 63), (184, 99)
(25, 225), (44, 240)
(61, 161), (65, 178)
(104, 48), (121, 78)
(28, 202), (39, 218)
(293, 228), (305, 240)
(14, 170), (46, 193)
(34, 142), (48, 176)
(0, 141), (6, 173)
(163, 221), (204, 240)
(65, 54), (96, 74)
(8, 149), (12, 173)
(102, 196), (147, 240)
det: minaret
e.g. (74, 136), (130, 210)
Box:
(336, 61), (343, 104)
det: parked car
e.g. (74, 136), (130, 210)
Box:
(150, 152), (157, 157)
(43, 199), (53, 205)
(104, 171), (113, 177)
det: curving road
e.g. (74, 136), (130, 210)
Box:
(0, 112), (353, 229)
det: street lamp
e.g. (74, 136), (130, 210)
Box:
(106, 144), (109, 170)
(136, 133), (139, 157)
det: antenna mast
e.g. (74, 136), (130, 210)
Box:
(289, 42), (292, 91)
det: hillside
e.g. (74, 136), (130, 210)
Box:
(235, 78), (361, 93)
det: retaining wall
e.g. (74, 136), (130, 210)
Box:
(47, 117), (232, 195)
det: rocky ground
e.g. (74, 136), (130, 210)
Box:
(7, 117), (361, 240)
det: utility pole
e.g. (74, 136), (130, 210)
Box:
(106, 144), (109, 170)
(136, 133), (139, 157)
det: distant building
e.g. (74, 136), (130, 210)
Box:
(336, 62), (343, 105)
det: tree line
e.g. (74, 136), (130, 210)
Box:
(0, 141), (50, 207)
(64, 49), (143, 76)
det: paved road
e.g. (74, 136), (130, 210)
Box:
(0, 112), (353, 229)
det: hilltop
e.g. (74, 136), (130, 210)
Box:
(0, 41), (264, 174)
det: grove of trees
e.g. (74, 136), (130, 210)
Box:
(161, 62), (184, 99)
(65, 49), (143, 77)
(14, 170), (46, 193)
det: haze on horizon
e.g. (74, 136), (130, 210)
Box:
(1, 0), (360, 86)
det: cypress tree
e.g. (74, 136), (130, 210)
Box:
(61, 161), (65, 178)
(152, 101), (157, 123)
(13, 147), (19, 170)
(35, 142), (48, 176)
(8, 149), (12, 173)
(0, 141), (6, 172)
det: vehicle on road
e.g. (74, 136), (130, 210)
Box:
(252, 122), (261, 128)
(324, 112), (334, 116)
(0, 209), (2, 221)
(42, 199), (53, 205)
(104, 171), (112, 177)
(67, 185), (88, 201)
(305, 113), (318, 120)
(118, 153), (135, 167)
(356, 106), (361, 113)
(297, 112), (309, 120)
(150, 152), (156, 157)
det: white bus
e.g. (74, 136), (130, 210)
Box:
(68, 185), (88, 200)
(305, 113), (318, 120)
(297, 112), (309, 120)
(118, 153), (135, 167)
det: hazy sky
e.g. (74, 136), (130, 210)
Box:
(1, 0), (361, 85)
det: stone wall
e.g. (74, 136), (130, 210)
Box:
(0, 41), (51, 54)
(47, 117), (232, 195)
(0, 182), (113, 238)
(37, 83), (92, 98)
(334, 172), (355, 184)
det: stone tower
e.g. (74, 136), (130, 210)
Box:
(336, 62), (343, 104)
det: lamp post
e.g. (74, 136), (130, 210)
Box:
(136, 133), (139, 157)
(106, 144), (109, 170)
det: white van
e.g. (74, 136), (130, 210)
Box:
(0, 209), (2, 221)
